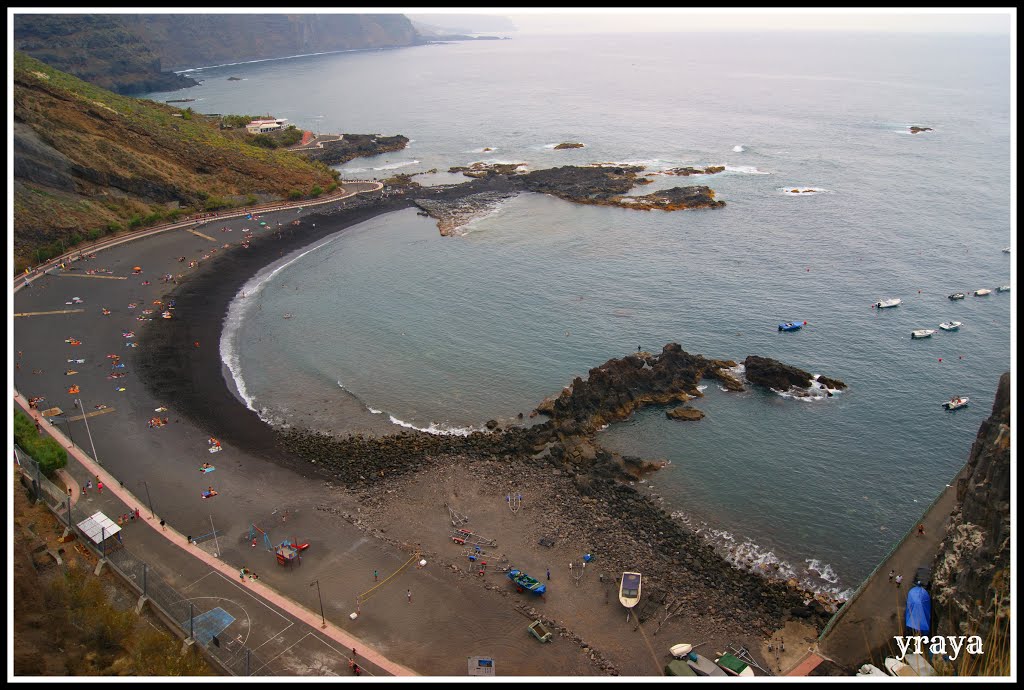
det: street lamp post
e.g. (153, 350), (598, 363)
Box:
(310, 580), (326, 628)
(62, 414), (75, 448)
(142, 481), (155, 518)
(75, 398), (99, 464)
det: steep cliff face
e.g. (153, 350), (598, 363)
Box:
(930, 372), (1010, 646)
(122, 14), (421, 72)
(12, 14), (198, 94)
(13, 13), (421, 94)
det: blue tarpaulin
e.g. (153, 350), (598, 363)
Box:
(905, 585), (932, 633)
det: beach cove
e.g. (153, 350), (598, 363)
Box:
(15, 177), (843, 676)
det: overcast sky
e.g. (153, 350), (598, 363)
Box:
(424, 8), (1015, 35)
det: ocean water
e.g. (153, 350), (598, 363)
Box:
(145, 31), (1013, 596)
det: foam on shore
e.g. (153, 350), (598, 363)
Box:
(220, 235), (338, 419)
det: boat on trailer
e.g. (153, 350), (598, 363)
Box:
(716, 652), (756, 677)
(619, 572), (642, 608)
(507, 569), (546, 596)
(873, 298), (902, 308)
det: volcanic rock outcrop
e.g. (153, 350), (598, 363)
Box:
(742, 355), (847, 394)
(929, 372), (1010, 652)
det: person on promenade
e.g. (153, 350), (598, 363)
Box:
(97, 481), (103, 494)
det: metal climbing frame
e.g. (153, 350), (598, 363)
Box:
(506, 493), (522, 513)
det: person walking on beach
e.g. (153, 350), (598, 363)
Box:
(373, 569), (378, 582)
(888, 570), (895, 582)
(917, 524), (925, 536)
(546, 567), (550, 581)
(86, 479), (92, 491)
(407, 589), (412, 603)
(895, 574), (903, 588)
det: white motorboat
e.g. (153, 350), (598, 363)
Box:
(1003, 247), (1011, 253)
(974, 288), (992, 296)
(948, 292), (965, 300)
(618, 572), (642, 608)
(857, 664), (888, 676)
(911, 329), (937, 339)
(873, 298), (902, 309)
(943, 396), (969, 411)
(996, 285), (1010, 292)
(938, 321), (962, 331)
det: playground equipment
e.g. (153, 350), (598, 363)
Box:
(275, 540), (308, 566)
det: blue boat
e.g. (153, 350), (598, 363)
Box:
(507, 569), (546, 595)
(778, 321), (804, 331)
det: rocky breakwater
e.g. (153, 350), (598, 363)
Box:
(299, 133), (410, 166)
(909, 125), (933, 134)
(930, 372), (1010, 653)
(553, 142), (584, 149)
(414, 190), (519, 236)
(449, 161), (526, 178)
(276, 425), (537, 486)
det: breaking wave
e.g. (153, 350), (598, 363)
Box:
(387, 414), (486, 436)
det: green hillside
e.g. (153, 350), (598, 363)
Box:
(13, 51), (338, 271)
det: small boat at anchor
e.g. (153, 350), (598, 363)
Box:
(873, 298), (902, 309)
(778, 321), (804, 331)
(948, 292), (965, 301)
(911, 329), (937, 339)
(619, 572), (642, 608)
(938, 321), (962, 331)
(975, 288), (992, 296)
(943, 396), (969, 411)
(996, 285), (1010, 292)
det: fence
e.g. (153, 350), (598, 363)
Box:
(14, 446), (271, 676)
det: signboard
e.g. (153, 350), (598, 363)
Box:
(467, 657), (495, 677)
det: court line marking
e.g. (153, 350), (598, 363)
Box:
(254, 631), (363, 677)
(67, 407), (116, 421)
(14, 308), (86, 317)
(183, 571), (293, 649)
(57, 273), (127, 280)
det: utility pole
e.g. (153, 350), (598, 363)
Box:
(75, 398), (99, 464)
(210, 515), (221, 557)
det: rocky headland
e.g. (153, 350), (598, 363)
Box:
(743, 355), (848, 396)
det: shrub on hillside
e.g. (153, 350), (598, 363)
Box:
(14, 409), (68, 477)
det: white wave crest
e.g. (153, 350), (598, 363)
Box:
(696, 385), (708, 392)
(467, 147), (499, 153)
(367, 407), (383, 415)
(387, 415), (485, 436)
(220, 236), (337, 418)
(373, 159), (420, 171)
(778, 186), (831, 195)
(732, 145), (745, 152)
(724, 165), (770, 175)
(669, 510), (851, 600)
(771, 374), (842, 402)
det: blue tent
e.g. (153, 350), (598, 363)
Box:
(905, 585), (932, 633)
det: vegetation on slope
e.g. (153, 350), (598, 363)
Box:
(13, 51), (338, 271)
